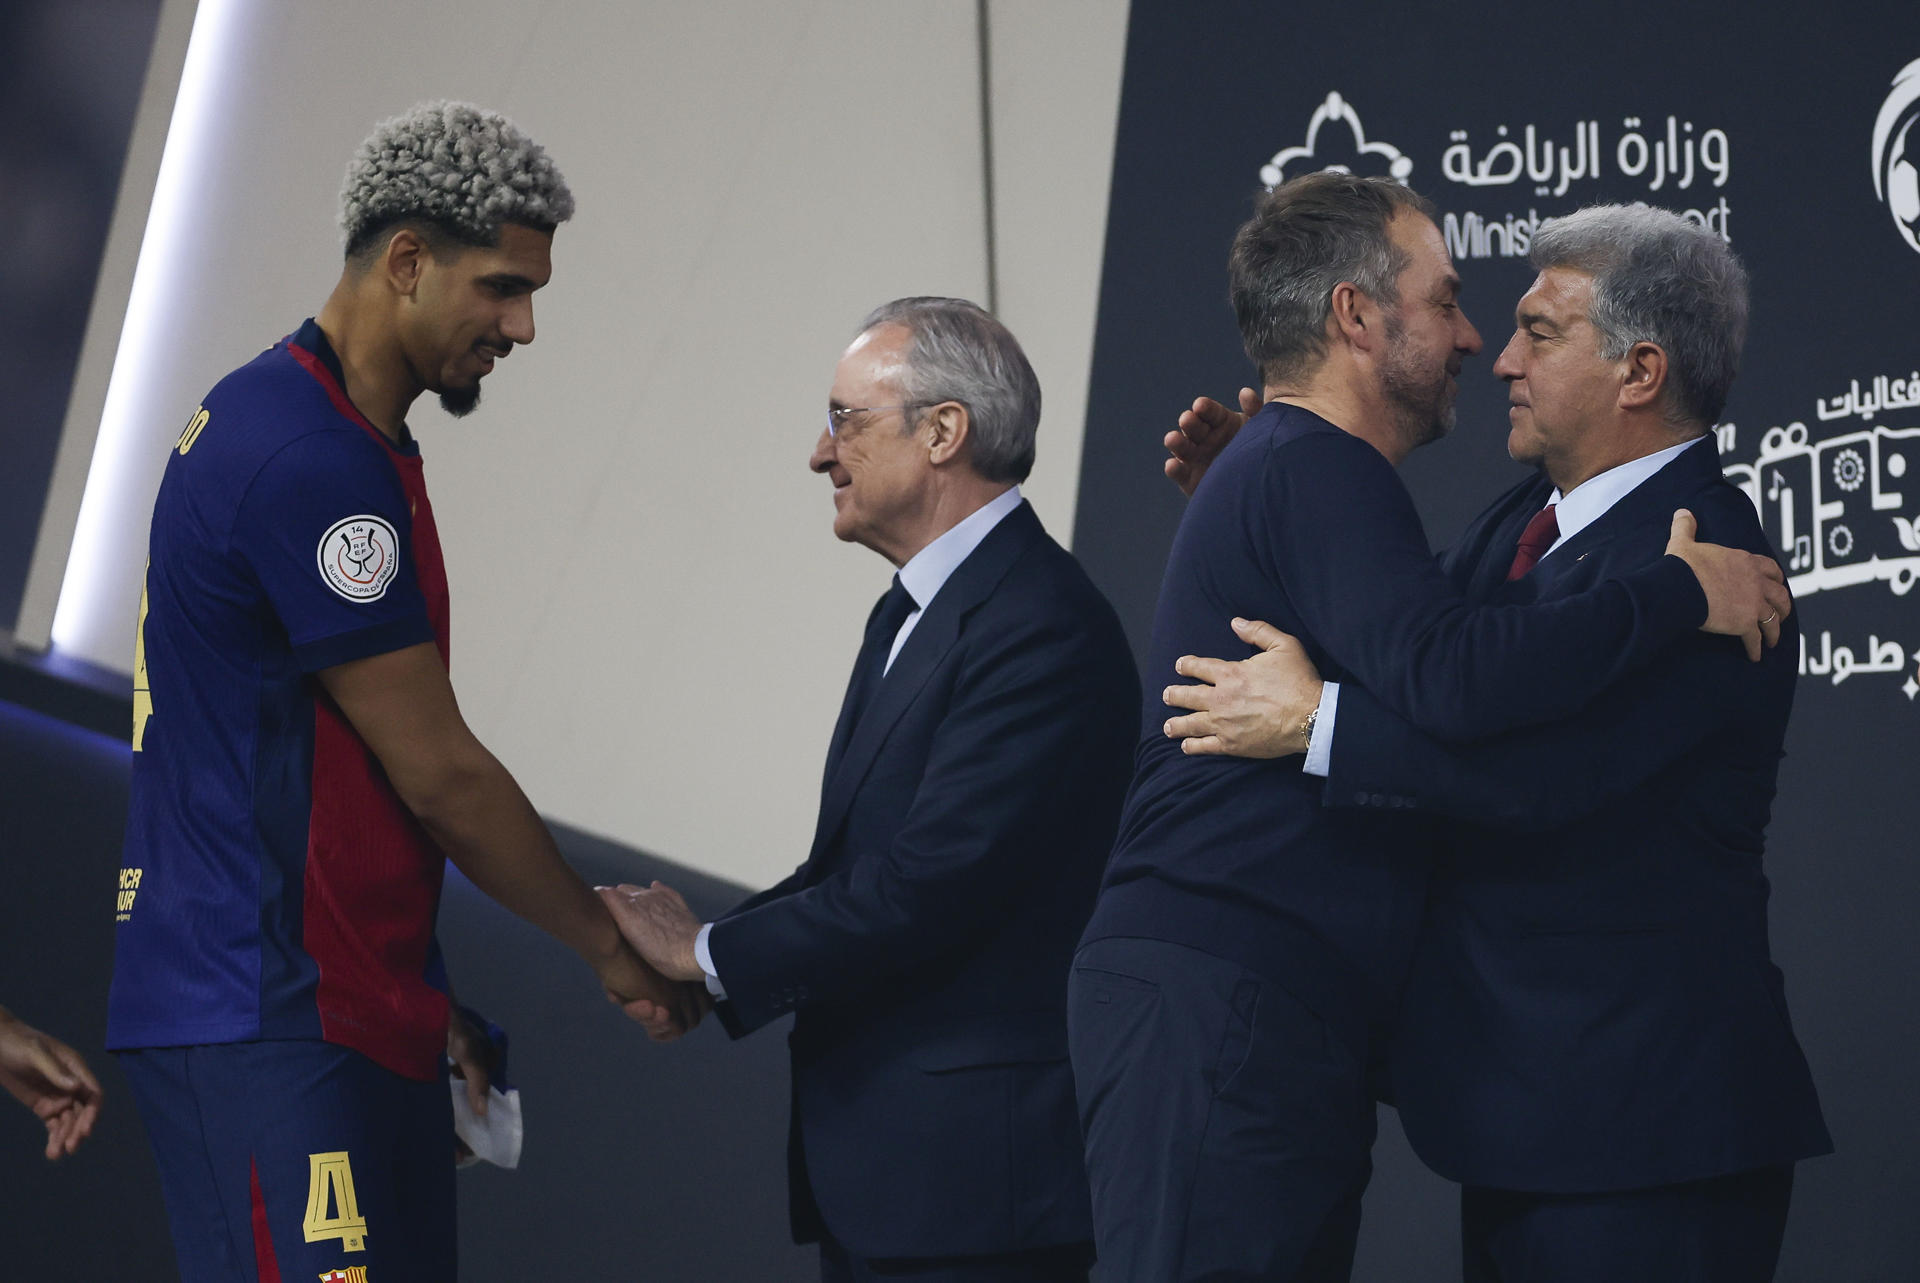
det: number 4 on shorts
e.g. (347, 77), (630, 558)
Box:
(303, 1151), (368, 1252)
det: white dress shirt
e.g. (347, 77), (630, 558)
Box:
(1304, 437), (1709, 777)
(694, 486), (1025, 995)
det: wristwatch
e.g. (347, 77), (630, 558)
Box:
(1300, 705), (1318, 751)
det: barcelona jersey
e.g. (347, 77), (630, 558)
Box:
(108, 319), (455, 1081)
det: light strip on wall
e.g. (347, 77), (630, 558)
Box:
(51, 0), (252, 662)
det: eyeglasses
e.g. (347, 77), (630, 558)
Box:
(825, 402), (943, 438)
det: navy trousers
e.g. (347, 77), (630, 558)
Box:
(1069, 937), (1375, 1282)
(1461, 1166), (1794, 1283)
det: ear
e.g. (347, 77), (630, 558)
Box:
(1328, 280), (1382, 353)
(1618, 340), (1669, 411)
(923, 401), (970, 467)
(382, 228), (430, 298)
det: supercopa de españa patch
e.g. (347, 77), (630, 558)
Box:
(317, 515), (399, 602)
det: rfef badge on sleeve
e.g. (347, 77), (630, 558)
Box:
(317, 515), (399, 602)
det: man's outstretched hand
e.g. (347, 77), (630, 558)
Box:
(1161, 619), (1324, 758)
(0, 1006), (102, 1161)
(1166, 388), (1260, 497)
(1665, 509), (1792, 662)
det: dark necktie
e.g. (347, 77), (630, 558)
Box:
(822, 576), (918, 783)
(866, 575), (918, 681)
(845, 575), (918, 724)
(1506, 504), (1561, 580)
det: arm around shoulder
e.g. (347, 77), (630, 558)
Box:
(1322, 625), (1789, 830)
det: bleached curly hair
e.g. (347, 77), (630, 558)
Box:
(339, 101), (574, 259)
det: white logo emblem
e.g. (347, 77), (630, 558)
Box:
(1259, 91), (1413, 189)
(317, 515), (400, 602)
(1872, 57), (1920, 255)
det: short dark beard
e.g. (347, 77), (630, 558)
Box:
(439, 384), (481, 417)
(1381, 313), (1454, 450)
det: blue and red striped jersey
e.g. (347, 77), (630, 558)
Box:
(108, 319), (456, 1081)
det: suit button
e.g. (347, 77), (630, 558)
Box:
(1370, 793), (1387, 807)
(1353, 791), (1370, 805)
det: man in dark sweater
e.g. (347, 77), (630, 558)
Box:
(1066, 177), (1792, 1282)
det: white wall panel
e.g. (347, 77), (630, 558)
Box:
(432, 2), (991, 889)
(990, 1), (1131, 543)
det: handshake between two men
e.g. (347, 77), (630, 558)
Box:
(595, 882), (714, 1033)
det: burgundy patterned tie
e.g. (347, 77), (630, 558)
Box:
(1506, 504), (1560, 580)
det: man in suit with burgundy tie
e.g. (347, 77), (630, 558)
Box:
(600, 297), (1138, 1282)
(1162, 204), (1830, 1282)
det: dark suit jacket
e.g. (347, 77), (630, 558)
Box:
(1325, 438), (1832, 1192)
(708, 501), (1139, 1257)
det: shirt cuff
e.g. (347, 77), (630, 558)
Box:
(694, 922), (726, 999)
(1302, 682), (1339, 778)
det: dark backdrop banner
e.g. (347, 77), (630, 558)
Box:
(1071, 3), (1919, 1279)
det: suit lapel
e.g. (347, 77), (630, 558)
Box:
(1462, 438), (1721, 602)
(803, 501), (1046, 868)
(1529, 437), (1721, 596)
(820, 591), (894, 790)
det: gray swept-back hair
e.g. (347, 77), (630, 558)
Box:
(1230, 172), (1437, 386)
(1528, 204), (1748, 429)
(340, 101), (574, 259)
(859, 297), (1041, 484)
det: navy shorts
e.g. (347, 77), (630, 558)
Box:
(120, 1040), (456, 1283)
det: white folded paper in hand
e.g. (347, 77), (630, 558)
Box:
(451, 1080), (523, 1169)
